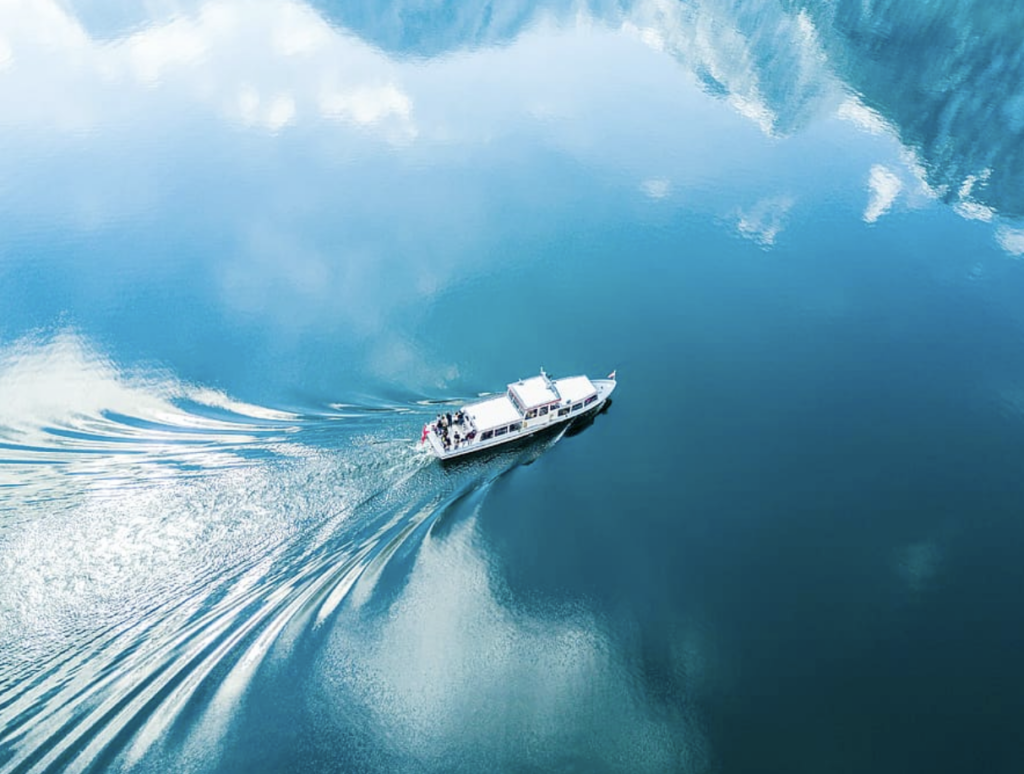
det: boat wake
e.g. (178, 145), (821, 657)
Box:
(0, 331), (610, 773)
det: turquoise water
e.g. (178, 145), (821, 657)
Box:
(3, 1), (1024, 771)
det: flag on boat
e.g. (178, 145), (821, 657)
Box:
(420, 424), (429, 444)
(607, 369), (616, 380)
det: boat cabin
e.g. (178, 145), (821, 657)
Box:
(550, 375), (600, 416)
(425, 369), (611, 458)
(508, 375), (560, 420)
(465, 395), (523, 442)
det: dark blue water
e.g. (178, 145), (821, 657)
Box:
(3, 1), (1024, 771)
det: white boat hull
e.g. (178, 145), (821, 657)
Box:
(424, 375), (616, 461)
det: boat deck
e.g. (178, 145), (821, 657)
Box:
(423, 373), (615, 460)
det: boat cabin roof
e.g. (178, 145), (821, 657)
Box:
(508, 375), (558, 409)
(552, 375), (596, 403)
(465, 395), (522, 431)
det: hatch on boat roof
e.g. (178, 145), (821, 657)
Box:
(466, 395), (521, 431)
(552, 375), (596, 403)
(508, 375), (558, 409)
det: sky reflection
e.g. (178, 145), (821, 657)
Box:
(2, 0), (1024, 402)
(5, 3), (1024, 772)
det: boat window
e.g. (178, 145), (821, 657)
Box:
(526, 409), (538, 419)
(584, 395), (597, 406)
(510, 422), (522, 431)
(571, 402), (583, 412)
(539, 406), (549, 416)
(558, 407), (570, 417)
(481, 430), (493, 440)
(495, 426), (508, 437)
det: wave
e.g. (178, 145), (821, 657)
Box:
(0, 330), (622, 773)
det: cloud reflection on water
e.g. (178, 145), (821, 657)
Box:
(320, 513), (709, 772)
(4, 2), (1024, 771)
(3, 0), (1018, 295)
(0, 0), (416, 139)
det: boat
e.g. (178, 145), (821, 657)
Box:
(421, 368), (616, 460)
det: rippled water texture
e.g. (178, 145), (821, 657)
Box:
(1, 331), (613, 773)
(4, 1), (1024, 772)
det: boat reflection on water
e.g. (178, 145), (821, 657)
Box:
(564, 396), (613, 437)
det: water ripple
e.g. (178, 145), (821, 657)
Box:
(0, 331), (562, 773)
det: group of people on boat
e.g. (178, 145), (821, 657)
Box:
(431, 410), (477, 451)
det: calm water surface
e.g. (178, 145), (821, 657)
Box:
(3, 1), (1024, 772)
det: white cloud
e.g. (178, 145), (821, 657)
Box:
(622, 21), (666, 53)
(996, 226), (1024, 257)
(836, 97), (889, 135)
(898, 147), (941, 200)
(0, 0), (416, 140)
(954, 200), (994, 222)
(737, 195), (793, 247)
(323, 515), (704, 772)
(235, 83), (261, 124)
(728, 93), (777, 135)
(640, 177), (671, 199)
(233, 84), (300, 131)
(626, 0), (837, 138)
(863, 164), (902, 223)
(953, 170), (995, 222)
(318, 83), (413, 129)
(270, 2), (332, 56)
(123, 15), (210, 86)
(265, 92), (297, 131)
